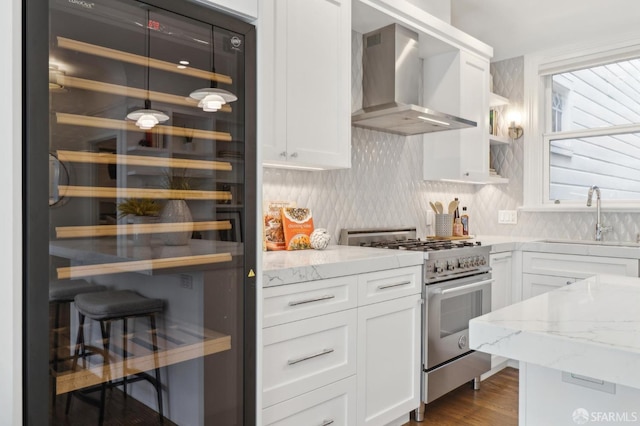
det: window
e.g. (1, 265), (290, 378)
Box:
(543, 56), (640, 204)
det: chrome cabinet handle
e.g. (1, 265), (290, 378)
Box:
(321, 420), (334, 426)
(289, 152), (298, 158)
(378, 281), (411, 290)
(279, 151), (287, 157)
(288, 348), (334, 365)
(288, 294), (336, 306)
(566, 281), (573, 285)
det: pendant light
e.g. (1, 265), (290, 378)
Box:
(126, 12), (169, 129)
(188, 27), (237, 113)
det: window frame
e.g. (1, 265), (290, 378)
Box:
(523, 34), (640, 211)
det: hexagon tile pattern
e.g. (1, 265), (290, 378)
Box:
(263, 34), (640, 244)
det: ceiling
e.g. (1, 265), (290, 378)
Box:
(450, 0), (640, 61)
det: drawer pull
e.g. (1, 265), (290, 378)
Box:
(288, 294), (335, 306)
(287, 348), (334, 365)
(378, 280), (411, 290)
(321, 420), (334, 426)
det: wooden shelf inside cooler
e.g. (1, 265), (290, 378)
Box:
(54, 320), (231, 395)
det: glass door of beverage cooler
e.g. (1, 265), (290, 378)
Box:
(32, 0), (256, 424)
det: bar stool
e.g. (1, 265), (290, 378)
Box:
(49, 280), (106, 407)
(67, 290), (164, 425)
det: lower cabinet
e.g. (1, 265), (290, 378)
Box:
(262, 265), (422, 426)
(522, 273), (576, 299)
(262, 310), (357, 408)
(522, 251), (639, 300)
(489, 251), (513, 369)
(263, 376), (357, 426)
(357, 294), (421, 426)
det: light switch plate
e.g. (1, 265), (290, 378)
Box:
(498, 210), (518, 224)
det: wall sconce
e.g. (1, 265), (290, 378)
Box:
(507, 111), (523, 139)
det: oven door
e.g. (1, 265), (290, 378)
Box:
(426, 273), (492, 369)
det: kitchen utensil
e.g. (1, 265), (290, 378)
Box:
(434, 201), (444, 214)
(448, 200), (459, 215)
(429, 202), (439, 214)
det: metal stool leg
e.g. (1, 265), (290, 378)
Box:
(122, 317), (128, 399)
(98, 319), (112, 426)
(150, 314), (164, 423)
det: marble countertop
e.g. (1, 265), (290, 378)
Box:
(470, 274), (640, 389)
(263, 245), (424, 287)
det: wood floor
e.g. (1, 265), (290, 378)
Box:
(405, 367), (519, 426)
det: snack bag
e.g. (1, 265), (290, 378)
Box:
(263, 201), (295, 251)
(281, 207), (314, 250)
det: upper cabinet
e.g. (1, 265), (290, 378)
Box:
(198, 0), (258, 21)
(422, 49), (491, 182)
(259, 0), (352, 170)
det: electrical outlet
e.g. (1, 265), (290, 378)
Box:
(498, 210), (518, 224)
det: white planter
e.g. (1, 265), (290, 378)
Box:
(159, 199), (193, 246)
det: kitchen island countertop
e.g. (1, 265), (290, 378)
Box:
(470, 273), (640, 389)
(263, 245), (424, 287)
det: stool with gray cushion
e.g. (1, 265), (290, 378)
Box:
(67, 290), (164, 425)
(49, 279), (106, 407)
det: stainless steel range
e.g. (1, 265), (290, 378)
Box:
(340, 227), (492, 422)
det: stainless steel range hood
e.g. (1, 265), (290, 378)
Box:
(352, 24), (476, 136)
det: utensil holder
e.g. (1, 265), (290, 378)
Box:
(435, 214), (453, 237)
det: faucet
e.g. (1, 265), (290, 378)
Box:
(586, 185), (611, 241)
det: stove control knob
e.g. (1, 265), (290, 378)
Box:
(447, 260), (456, 271)
(479, 257), (486, 266)
(435, 261), (444, 273)
(458, 258), (465, 268)
(472, 256), (479, 266)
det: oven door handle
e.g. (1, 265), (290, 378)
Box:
(438, 279), (494, 296)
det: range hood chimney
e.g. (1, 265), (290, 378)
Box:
(352, 24), (476, 136)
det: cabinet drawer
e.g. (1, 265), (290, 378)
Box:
(522, 273), (576, 299)
(358, 266), (422, 306)
(263, 310), (357, 408)
(523, 252), (638, 278)
(263, 376), (356, 426)
(263, 276), (357, 327)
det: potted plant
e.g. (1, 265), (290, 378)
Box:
(159, 169), (194, 246)
(117, 198), (161, 245)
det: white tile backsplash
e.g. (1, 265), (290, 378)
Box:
(263, 33), (640, 244)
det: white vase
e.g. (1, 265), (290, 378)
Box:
(159, 199), (193, 246)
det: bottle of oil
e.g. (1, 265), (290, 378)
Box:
(461, 206), (469, 236)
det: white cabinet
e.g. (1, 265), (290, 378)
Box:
(423, 49), (491, 182)
(488, 251), (513, 370)
(356, 294), (421, 426)
(522, 251), (639, 299)
(262, 310), (357, 408)
(490, 252), (512, 311)
(263, 377), (357, 426)
(522, 273), (575, 299)
(259, 0), (351, 170)
(196, 0), (257, 20)
(262, 265), (422, 425)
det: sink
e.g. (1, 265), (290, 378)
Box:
(539, 239), (640, 248)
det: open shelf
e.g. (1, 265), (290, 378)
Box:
(489, 135), (511, 146)
(489, 92), (510, 107)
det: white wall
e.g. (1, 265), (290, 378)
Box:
(1, 0), (22, 424)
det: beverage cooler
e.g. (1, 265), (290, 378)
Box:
(24, 0), (256, 424)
